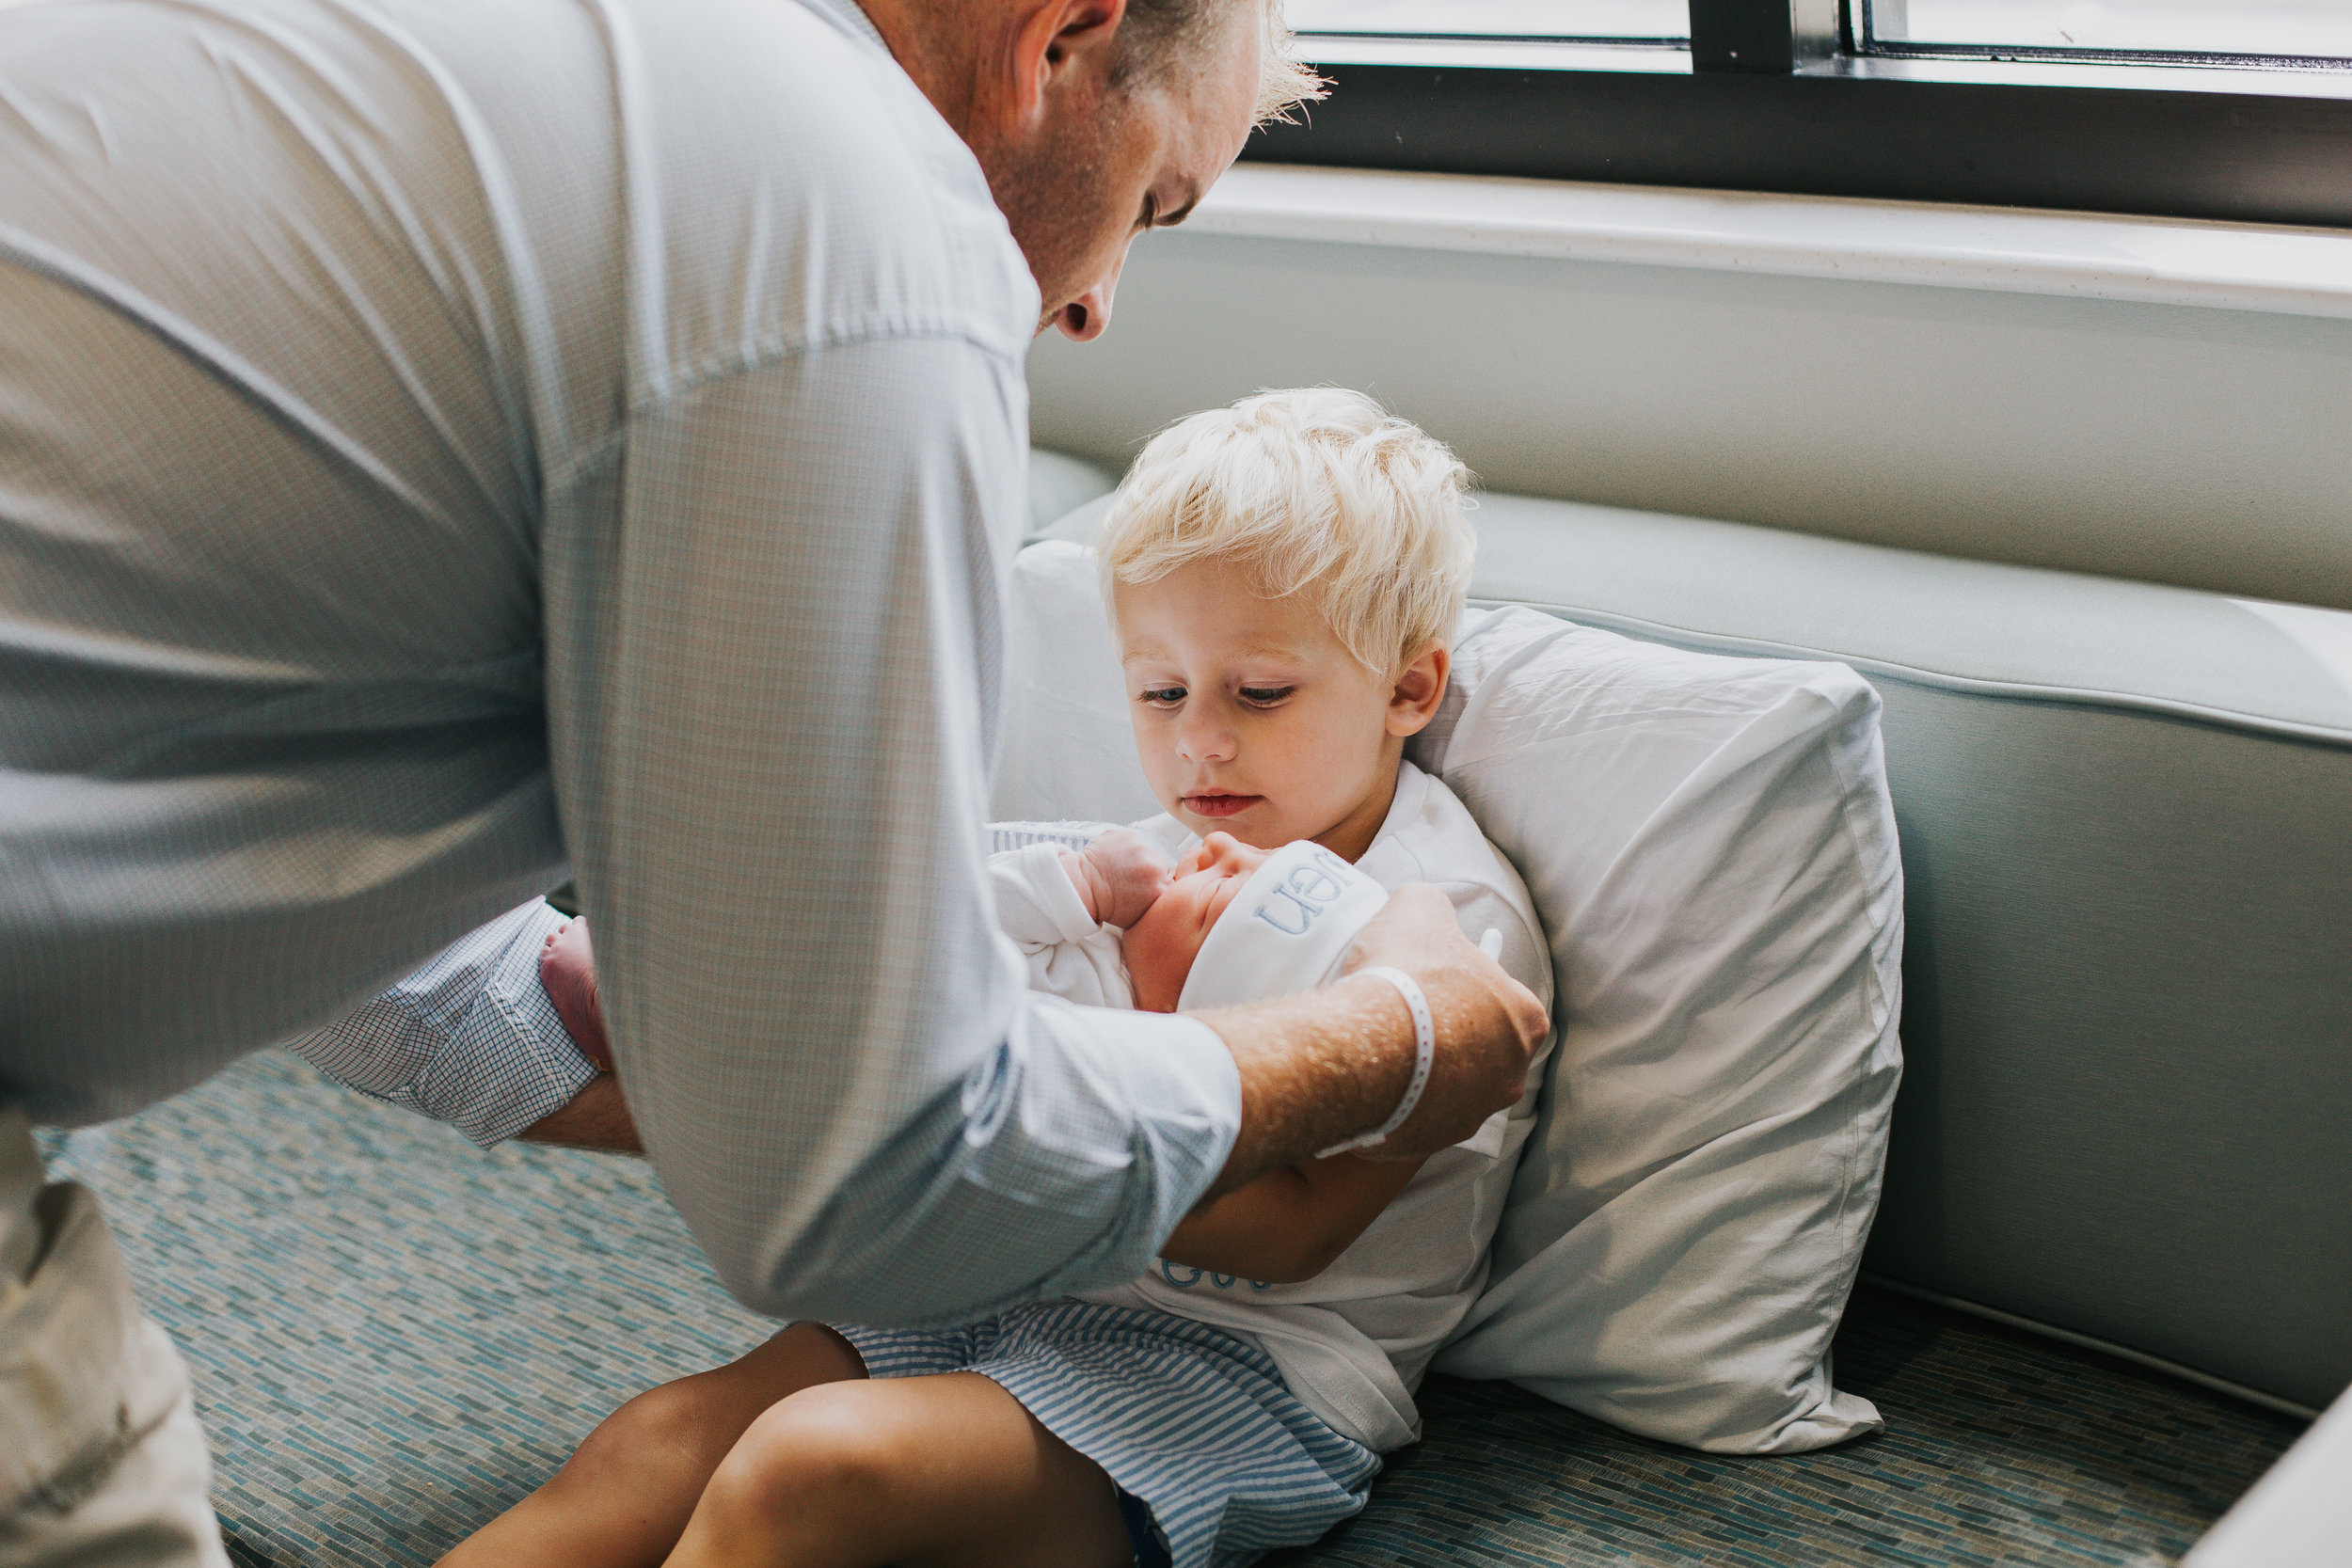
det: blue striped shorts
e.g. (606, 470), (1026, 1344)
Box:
(833, 1300), (1380, 1568)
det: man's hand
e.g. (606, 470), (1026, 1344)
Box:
(1341, 884), (1549, 1161)
(1194, 883), (1548, 1196)
(1061, 826), (1175, 929)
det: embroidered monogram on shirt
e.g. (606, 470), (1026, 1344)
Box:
(1249, 847), (1353, 937)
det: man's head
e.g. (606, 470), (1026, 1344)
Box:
(1120, 830), (1266, 1010)
(862, 0), (1321, 340)
(1097, 388), (1477, 860)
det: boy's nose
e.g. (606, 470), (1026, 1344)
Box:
(1176, 707), (1236, 764)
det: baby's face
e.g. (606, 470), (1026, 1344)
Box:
(1116, 558), (1415, 863)
(1122, 832), (1268, 1012)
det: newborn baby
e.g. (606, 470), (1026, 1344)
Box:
(537, 826), (1390, 1072)
(992, 826), (1393, 1015)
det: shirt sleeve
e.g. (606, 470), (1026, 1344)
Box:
(543, 333), (1241, 1325)
(284, 899), (596, 1148)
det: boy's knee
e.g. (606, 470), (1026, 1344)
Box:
(705, 1384), (905, 1527)
(557, 1376), (726, 1494)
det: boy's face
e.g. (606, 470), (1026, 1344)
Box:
(1115, 558), (1444, 863)
(1121, 832), (1267, 1012)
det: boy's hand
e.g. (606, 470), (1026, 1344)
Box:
(1063, 827), (1175, 930)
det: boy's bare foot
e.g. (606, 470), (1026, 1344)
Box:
(540, 916), (612, 1070)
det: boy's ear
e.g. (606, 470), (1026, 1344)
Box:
(1387, 643), (1451, 737)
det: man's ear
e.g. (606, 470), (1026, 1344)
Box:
(1387, 643), (1451, 737)
(1001, 0), (1128, 134)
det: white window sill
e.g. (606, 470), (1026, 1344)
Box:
(1190, 164), (2352, 319)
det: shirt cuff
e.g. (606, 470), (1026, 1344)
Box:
(763, 998), (1241, 1326)
(1026, 1006), (1241, 1287)
(287, 899), (597, 1148)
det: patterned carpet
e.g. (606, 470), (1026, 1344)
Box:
(37, 1052), (2302, 1567)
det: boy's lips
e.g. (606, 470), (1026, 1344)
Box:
(1183, 792), (1263, 818)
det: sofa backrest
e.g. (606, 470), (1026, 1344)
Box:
(1456, 492), (2352, 1415)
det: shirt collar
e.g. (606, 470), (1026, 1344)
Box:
(792, 0), (890, 55)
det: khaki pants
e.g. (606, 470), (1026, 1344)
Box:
(0, 1109), (227, 1568)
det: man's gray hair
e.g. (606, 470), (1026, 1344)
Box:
(1116, 0), (1327, 123)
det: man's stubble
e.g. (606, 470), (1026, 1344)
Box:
(975, 87), (1132, 326)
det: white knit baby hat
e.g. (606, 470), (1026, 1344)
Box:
(1176, 840), (1391, 1011)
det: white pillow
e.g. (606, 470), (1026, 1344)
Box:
(993, 543), (1902, 1454)
(1420, 606), (1901, 1454)
(993, 540), (1160, 825)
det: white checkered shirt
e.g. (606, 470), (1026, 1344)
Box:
(0, 0), (1239, 1325)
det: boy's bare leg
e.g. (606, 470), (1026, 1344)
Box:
(437, 1322), (868, 1568)
(666, 1370), (1132, 1568)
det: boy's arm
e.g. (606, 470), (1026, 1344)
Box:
(1157, 1150), (1429, 1285)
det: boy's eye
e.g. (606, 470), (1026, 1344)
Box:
(1140, 686), (1186, 707)
(1238, 686), (1295, 707)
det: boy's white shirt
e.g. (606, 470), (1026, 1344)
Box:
(992, 761), (1555, 1452)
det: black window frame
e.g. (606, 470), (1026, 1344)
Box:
(1246, 2), (2352, 230)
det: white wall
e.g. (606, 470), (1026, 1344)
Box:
(1030, 169), (2352, 610)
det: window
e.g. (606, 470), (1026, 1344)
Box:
(1288, 1), (1686, 44)
(1256, 1), (2352, 227)
(1872, 2), (2352, 62)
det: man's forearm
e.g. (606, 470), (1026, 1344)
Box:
(1194, 883), (1549, 1194)
(1194, 974), (1417, 1199)
(517, 1072), (644, 1152)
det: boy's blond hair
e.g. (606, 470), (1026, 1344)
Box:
(1096, 388), (1475, 674)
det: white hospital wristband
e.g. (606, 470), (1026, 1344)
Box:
(1317, 966), (1436, 1158)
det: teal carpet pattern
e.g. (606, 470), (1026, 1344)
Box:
(38, 1053), (2303, 1567)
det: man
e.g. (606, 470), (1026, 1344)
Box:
(0, 0), (1547, 1562)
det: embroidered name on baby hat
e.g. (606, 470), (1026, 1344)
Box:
(1177, 840), (1391, 1011)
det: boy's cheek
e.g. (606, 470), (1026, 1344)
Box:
(1127, 712), (1172, 768)
(1133, 740), (1185, 804)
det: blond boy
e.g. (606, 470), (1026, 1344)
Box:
(437, 389), (1554, 1568)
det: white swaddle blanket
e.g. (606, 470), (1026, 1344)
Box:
(989, 836), (1391, 1009)
(1182, 841), (1391, 1007)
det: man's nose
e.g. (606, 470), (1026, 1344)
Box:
(1052, 248), (1126, 342)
